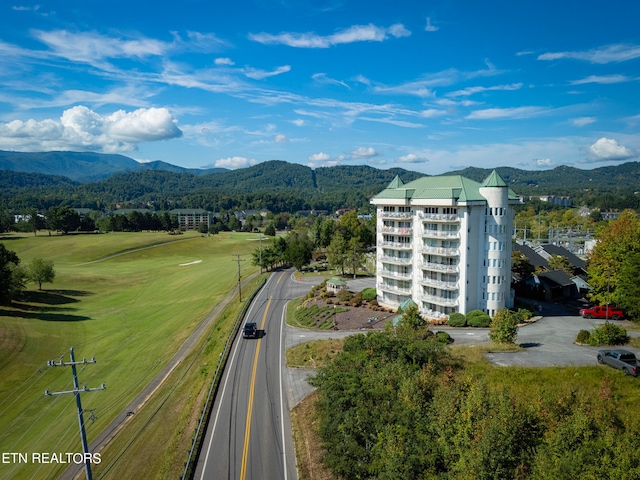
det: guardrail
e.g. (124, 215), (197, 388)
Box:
(181, 277), (267, 480)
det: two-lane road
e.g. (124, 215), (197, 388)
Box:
(194, 268), (311, 480)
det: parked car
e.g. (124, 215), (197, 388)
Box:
(580, 305), (624, 320)
(243, 322), (258, 339)
(597, 349), (639, 376)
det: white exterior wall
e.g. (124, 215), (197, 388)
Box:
(374, 184), (514, 319)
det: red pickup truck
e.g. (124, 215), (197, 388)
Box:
(579, 305), (624, 320)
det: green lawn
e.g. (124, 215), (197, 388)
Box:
(0, 231), (259, 479)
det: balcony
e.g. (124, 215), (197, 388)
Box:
(420, 245), (459, 256)
(381, 269), (413, 280)
(380, 211), (412, 220)
(418, 278), (458, 290)
(380, 241), (413, 250)
(380, 255), (413, 265)
(377, 282), (412, 294)
(421, 230), (459, 239)
(420, 293), (458, 307)
(417, 212), (459, 222)
(421, 262), (458, 273)
(382, 226), (413, 235)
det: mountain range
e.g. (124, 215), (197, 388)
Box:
(1, 150), (640, 213)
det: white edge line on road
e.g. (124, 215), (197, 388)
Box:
(199, 273), (275, 480)
(279, 305), (288, 480)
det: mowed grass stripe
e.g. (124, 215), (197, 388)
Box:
(0, 231), (259, 479)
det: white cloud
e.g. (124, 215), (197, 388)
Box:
(536, 158), (555, 167)
(274, 134), (287, 143)
(425, 17), (439, 32)
(538, 43), (640, 64)
(466, 106), (548, 120)
(214, 156), (256, 169)
(249, 23), (410, 48)
(570, 74), (631, 85)
(571, 117), (596, 127)
(308, 152), (331, 162)
(588, 137), (635, 161)
(447, 83), (523, 97)
(0, 106), (182, 152)
(242, 65), (291, 80)
(291, 119), (305, 127)
(350, 146), (377, 158)
(398, 153), (429, 163)
(420, 109), (447, 118)
(215, 57), (235, 66)
(312, 73), (350, 89)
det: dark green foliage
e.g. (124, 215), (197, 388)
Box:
(336, 289), (352, 302)
(0, 243), (24, 304)
(361, 287), (377, 302)
(616, 252), (640, 321)
(435, 331), (454, 344)
(446, 312), (467, 327)
(588, 322), (629, 346)
(466, 310), (492, 328)
(26, 258), (55, 290)
(517, 308), (533, 322)
(489, 309), (519, 344)
(398, 304), (426, 329)
(576, 329), (592, 345)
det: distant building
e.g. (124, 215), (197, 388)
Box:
(169, 209), (214, 231)
(371, 171), (519, 320)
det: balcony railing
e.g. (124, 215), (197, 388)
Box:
(380, 241), (413, 250)
(417, 212), (459, 222)
(381, 270), (413, 280)
(420, 245), (459, 256)
(420, 294), (458, 307)
(377, 282), (412, 294)
(380, 211), (413, 219)
(382, 226), (413, 235)
(421, 230), (459, 239)
(380, 255), (413, 265)
(418, 278), (458, 290)
(421, 262), (458, 273)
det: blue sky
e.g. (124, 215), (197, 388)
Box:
(1, 0), (639, 174)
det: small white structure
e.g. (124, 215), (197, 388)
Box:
(326, 277), (347, 294)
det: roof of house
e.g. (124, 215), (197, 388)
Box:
(513, 242), (549, 269)
(536, 270), (575, 288)
(536, 244), (586, 269)
(372, 170), (518, 203)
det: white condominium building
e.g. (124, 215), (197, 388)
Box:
(370, 171), (519, 320)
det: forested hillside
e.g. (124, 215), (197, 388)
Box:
(2, 157), (640, 214)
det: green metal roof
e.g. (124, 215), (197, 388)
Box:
(372, 172), (518, 202)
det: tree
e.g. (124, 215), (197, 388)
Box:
(0, 243), (24, 304)
(616, 252), (640, 321)
(285, 230), (313, 271)
(27, 258), (56, 290)
(489, 309), (519, 344)
(587, 209), (640, 307)
(327, 231), (348, 275)
(398, 304), (426, 329)
(47, 206), (80, 233)
(347, 236), (365, 278)
(548, 254), (574, 276)
(511, 250), (534, 278)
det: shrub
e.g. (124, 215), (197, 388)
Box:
(361, 288), (377, 302)
(466, 310), (492, 328)
(369, 299), (378, 308)
(351, 292), (363, 306)
(326, 298), (333, 304)
(589, 323), (628, 346)
(435, 331), (454, 344)
(336, 289), (352, 302)
(517, 308), (533, 322)
(576, 329), (591, 345)
(447, 312), (467, 327)
(489, 309), (519, 344)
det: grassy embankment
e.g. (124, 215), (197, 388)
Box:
(288, 330), (640, 480)
(0, 231), (261, 479)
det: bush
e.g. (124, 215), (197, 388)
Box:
(466, 310), (492, 328)
(361, 288), (377, 302)
(336, 289), (352, 302)
(589, 323), (628, 346)
(369, 299), (378, 308)
(576, 329), (591, 345)
(489, 309), (519, 344)
(447, 312), (467, 327)
(517, 308), (533, 322)
(435, 331), (454, 344)
(351, 292), (363, 306)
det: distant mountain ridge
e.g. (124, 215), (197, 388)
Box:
(0, 150), (227, 182)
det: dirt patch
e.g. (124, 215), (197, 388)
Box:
(302, 298), (396, 331)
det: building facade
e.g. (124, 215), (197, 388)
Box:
(370, 171), (519, 321)
(169, 209), (214, 231)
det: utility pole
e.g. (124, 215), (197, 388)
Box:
(233, 254), (245, 301)
(257, 234), (264, 274)
(45, 347), (105, 480)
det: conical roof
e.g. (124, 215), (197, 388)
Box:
(481, 170), (508, 188)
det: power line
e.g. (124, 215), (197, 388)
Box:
(45, 347), (105, 480)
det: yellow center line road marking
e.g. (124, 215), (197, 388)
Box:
(239, 296), (272, 480)
(277, 271), (285, 284)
